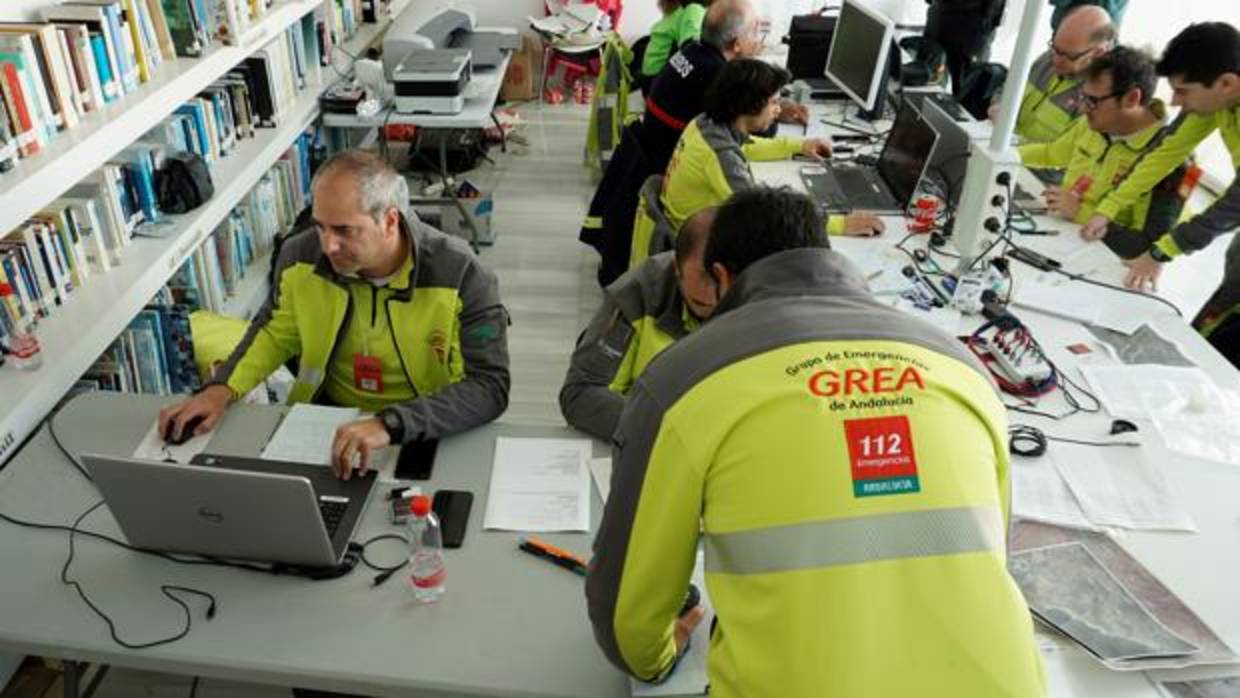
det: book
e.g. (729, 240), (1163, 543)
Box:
(0, 24), (80, 130)
(0, 43), (60, 143)
(41, 5), (123, 102)
(0, 60), (38, 156)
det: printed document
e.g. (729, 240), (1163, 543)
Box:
(1010, 453), (1100, 531)
(1080, 365), (1221, 421)
(1051, 443), (1195, 532)
(483, 437), (591, 532)
(589, 457), (613, 504)
(261, 404), (360, 465)
(133, 420), (211, 464)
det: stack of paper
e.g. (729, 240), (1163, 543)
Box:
(1010, 453), (1099, 531)
(483, 437), (592, 532)
(1079, 365), (1221, 421)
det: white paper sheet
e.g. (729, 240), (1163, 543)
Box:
(483, 437), (592, 532)
(260, 404), (361, 465)
(589, 457), (613, 504)
(1014, 277), (1103, 325)
(1079, 365), (1222, 421)
(1051, 443), (1196, 532)
(132, 420), (212, 464)
(1011, 453), (1101, 531)
(632, 551), (711, 697)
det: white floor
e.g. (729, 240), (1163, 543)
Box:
(65, 103), (603, 698)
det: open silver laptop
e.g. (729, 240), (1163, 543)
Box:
(83, 453), (377, 568)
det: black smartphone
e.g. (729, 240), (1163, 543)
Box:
(395, 438), (438, 480)
(431, 490), (473, 549)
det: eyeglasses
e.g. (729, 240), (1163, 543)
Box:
(1048, 40), (1095, 63)
(1079, 91), (1123, 110)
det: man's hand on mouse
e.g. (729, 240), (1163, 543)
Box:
(331, 417), (391, 480)
(158, 384), (232, 443)
(842, 212), (886, 237)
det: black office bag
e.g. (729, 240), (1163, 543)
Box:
(155, 151), (215, 214)
(783, 14), (836, 79)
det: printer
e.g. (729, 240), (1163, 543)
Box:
(383, 4), (520, 114)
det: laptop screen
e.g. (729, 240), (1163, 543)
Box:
(877, 102), (940, 208)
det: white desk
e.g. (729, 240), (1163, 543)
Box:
(755, 106), (1240, 696)
(0, 393), (622, 698)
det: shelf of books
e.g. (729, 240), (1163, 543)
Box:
(0, 0), (332, 464)
(0, 0), (324, 237)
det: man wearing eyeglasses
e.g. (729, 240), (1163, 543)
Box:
(1018, 46), (1190, 262)
(991, 6), (1115, 144)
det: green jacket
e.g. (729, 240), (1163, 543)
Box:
(659, 116), (846, 238)
(1093, 102), (1240, 260)
(560, 252), (695, 440)
(1018, 101), (1188, 257)
(641, 4), (707, 78)
(1015, 51), (1084, 144)
(587, 248), (1045, 697)
(213, 217), (510, 443)
(587, 33), (633, 173)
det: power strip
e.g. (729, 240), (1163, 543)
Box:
(971, 324), (1054, 387)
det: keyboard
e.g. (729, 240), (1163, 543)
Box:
(318, 496), (349, 537)
(802, 170), (851, 211)
(834, 167), (891, 209)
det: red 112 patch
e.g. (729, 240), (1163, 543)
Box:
(843, 415), (920, 497)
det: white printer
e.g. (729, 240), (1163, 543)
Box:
(382, 4), (519, 114)
(393, 49), (472, 114)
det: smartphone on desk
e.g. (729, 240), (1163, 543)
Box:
(432, 490), (473, 548)
(395, 438), (439, 480)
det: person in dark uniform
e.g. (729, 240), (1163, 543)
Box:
(923, 0), (1006, 98)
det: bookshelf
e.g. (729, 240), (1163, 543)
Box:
(0, 0), (324, 237)
(0, 1), (423, 466)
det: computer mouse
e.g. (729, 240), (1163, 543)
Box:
(165, 415), (206, 446)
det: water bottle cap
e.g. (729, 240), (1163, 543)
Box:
(410, 495), (431, 517)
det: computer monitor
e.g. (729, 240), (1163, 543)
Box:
(917, 96), (973, 209)
(824, 0), (896, 121)
(877, 101), (941, 209)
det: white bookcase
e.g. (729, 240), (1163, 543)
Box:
(0, 0), (399, 468)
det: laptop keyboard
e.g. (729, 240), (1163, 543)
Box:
(835, 168), (891, 209)
(318, 497), (349, 537)
(803, 170), (851, 211)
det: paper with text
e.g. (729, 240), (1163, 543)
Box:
(1052, 443), (1196, 532)
(260, 404), (361, 465)
(483, 437), (592, 532)
(1011, 453), (1100, 532)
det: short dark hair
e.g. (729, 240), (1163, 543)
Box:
(1156, 22), (1240, 86)
(704, 59), (791, 123)
(704, 187), (827, 278)
(675, 208), (715, 265)
(1085, 45), (1157, 106)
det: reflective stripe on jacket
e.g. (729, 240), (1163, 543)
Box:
(1015, 51), (1083, 144)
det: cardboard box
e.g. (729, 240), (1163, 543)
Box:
(501, 35), (539, 102)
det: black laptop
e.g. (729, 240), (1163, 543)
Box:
(802, 101), (941, 214)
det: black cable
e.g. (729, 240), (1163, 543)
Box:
(189, 676), (200, 698)
(46, 415), (91, 481)
(61, 502), (219, 650)
(358, 532), (409, 586)
(1008, 424), (1140, 457)
(1044, 265), (1184, 317)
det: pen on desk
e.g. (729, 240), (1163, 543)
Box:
(518, 537), (588, 576)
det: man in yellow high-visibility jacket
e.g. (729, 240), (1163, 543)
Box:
(991, 5), (1115, 144)
(587, 186), (1045, 697)
(561, 210), (717, 439)
(1018, 46), (1190, 260)
(159, 150), (510, 474)
(1078, 23), (1240, 368)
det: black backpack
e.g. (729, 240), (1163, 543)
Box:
(155, 151), (215, 214)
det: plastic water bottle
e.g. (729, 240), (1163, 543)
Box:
(407, 495), (446, 603)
